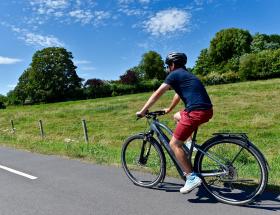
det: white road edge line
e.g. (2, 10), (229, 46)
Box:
(0, 165), (38, 180)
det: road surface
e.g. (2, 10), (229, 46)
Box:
(0, 146), (279, 215)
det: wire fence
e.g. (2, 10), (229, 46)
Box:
(1, 119), (92, 145)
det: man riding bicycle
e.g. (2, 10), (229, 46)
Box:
(136, 52), (213, 194)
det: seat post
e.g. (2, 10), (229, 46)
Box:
(192, 129), (198, 143)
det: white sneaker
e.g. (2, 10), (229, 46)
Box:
(180, 173), (202, 194)
(185, 140), (197, 152)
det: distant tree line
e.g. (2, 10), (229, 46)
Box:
(1, 27), (280, 107)
(193, 28), (280, 84)
(1, 49), (165, 105)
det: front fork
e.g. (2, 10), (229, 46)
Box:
(138, 132), (153, 165)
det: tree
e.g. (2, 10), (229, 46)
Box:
(120, 70), (139, 85)
(193, 48), (213, 76)
(84, 78), (111, 99)
(139, 51), (165, 80)
(0, 94), (7, 103)
(0, 94), (7, 109)
(14, 47), (83, 103)
(251, 33), (280, 53)
(209, 28), (252, 63)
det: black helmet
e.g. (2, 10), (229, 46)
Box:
(165, 52), (187, 66)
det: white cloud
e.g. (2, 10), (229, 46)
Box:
(74, 60), (91, 65)
(8, 24), (64, 47)
(118, 0), (151, 16)
(0, 56), (22, 65)
(118, 8), (144, 16)
(137, 42), (150, 49)
(94, 11), (111, 23)
(23, 32), (64, 47)
(1, 22), (63, 47)
(81, 66), (96, 71)
(69, 10), (94, 24)
(30, 0), (68, 13)
(144, 9), (191, 36)
(194, 0), (214, 6)
(139, 0), (150, 3)
(28, 0), (110, 26)
(118, 0), (150, 4)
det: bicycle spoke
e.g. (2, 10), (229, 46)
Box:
(122, 135), (165, 187)
(230, 146), (245, 165)
(196, 139), (267, 205)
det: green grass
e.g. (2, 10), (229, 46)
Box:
(0, 78), (280, 190)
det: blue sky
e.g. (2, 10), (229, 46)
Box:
(0, 0), (280, 95)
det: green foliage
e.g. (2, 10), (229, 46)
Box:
(239, 49), (280, 80)
(84, 79), (111, 99)
(139, 51), (165, 80)
(0, 94), (7, 104)
(193, 28), (280, 85)
(199, 71), (240, 85)
(251, 33), (280, 53)
(0, 102), (6, 109)
(209, 28), (252, 63)
(6, 90), (21, 105)
(12, 47), (83, 104)
(83, 79), (162, 99)
(193, 48), (213, 76)
(111, 79), (161, 96)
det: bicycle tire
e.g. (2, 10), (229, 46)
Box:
(194, 136), (268, 205)
(121, 134), (166, 187)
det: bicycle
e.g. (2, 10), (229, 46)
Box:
(121, 111), (269, 205)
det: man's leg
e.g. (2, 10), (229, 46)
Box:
(173, 112), (192, 143)
(170, 135), (202, 194)
(173, 111), (181, 123)
(169, 136), (192, 174)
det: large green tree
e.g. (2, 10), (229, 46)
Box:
(14, 47), (82, 103)
(209, 28), (252, 63)
(139, 51), (165, 80)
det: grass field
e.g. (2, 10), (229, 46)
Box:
(0, 78), (279, 190)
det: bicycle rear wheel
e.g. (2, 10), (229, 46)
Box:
(121, 134), (166, 187)
(194, 137), (268, 205)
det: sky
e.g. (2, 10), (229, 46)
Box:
(0, 0), (280, 95)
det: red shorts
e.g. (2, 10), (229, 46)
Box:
(173, 109), (213, 141)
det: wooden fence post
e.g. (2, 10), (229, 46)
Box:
(38, 120), (45, 138)
(82, 119), (89, 144)
(10, 120), (15, 133)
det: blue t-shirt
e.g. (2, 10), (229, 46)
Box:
(164, 68), (212, 112)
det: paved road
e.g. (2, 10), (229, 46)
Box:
(0, 146), (279, 215)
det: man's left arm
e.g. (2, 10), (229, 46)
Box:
(137, 83), (170, 116)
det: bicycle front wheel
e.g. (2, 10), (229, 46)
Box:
(121, 134), (166, 187)
(194, 137), (268, 205)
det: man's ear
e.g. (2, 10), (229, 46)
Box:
(170, 63), (175, 71)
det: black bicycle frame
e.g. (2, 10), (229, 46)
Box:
(148, 119), (187, 179)
(147, 119), (229, 179)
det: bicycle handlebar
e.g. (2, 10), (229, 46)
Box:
(137, 110), (166, 120)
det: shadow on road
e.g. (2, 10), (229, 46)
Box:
(152, 181), (280, 211)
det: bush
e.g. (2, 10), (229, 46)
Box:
(199, 71), (240, 85)
(0, 101), (6, 109)
(110, 79), (162, 96)
(239, 49), (280, 80)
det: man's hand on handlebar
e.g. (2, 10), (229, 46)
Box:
(162, 108), (171, 114)
(136, 110), (148, 118)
